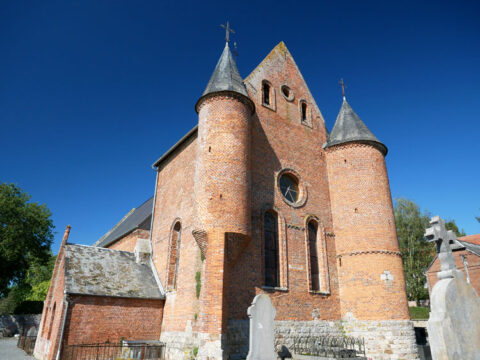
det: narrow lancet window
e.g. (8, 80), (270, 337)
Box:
(167, 222), (181, 289)
(264, 211), (279, 287)
(308, 220), (320, 291)
(301, 101), (307, 122)
(263, 83), (270, 105)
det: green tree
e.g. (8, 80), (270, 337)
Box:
(23, 255), (56, 301)
(394, 198), (435, 301)
(445, 220), (466, 237)
(0, 183), (54, 298)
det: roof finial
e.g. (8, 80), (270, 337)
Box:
(339, 78), (347, 100)
(220, 21), (235, 43)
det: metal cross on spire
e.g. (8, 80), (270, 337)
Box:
(220, 21), (235, 43)
(339, 78), (347, 99)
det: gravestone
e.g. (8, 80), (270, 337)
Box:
(425, 216), (480, 360)
(246, 294), (276, 360)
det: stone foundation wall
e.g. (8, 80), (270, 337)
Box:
(226, 319), (418, 360)
(160, 330), (222, 360)
(225, 319), (343, 360)
(162, 319), (419, 360)
(342, 319), (419, 360)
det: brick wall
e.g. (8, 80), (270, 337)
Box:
(62, 295), (163, 346)
(325, 142), (410, 320)
(150, 133), (203, 339)
(427, 249), (480, 294)
(107, 229), (150, 252)
(34, 251), (68, 360)
(223, 42), (341, 324)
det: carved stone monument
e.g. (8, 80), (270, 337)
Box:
(425, 216), (480, 360)
(246, 294), (276, 360)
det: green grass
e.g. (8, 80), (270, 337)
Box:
(409, 306), (430, 320)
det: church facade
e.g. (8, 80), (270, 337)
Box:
(35, 40), (418, 360)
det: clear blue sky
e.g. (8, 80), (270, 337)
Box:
(1, 1), (479, 253)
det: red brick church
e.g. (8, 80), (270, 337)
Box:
(34, 38), (419, 360)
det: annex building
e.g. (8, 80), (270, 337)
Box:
(34, 39), (419, 360)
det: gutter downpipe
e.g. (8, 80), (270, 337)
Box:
(55, 292), (69, 360)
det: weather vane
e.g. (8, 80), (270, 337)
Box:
(220, 21), (235, 43)
(339, 78), (347, 99)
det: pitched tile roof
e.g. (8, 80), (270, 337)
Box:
(458, 234), (480, 245)
(64, 244), (164, 299)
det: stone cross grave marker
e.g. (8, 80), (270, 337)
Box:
(425, 216), (480, 360)
(246, 294), (276, 360)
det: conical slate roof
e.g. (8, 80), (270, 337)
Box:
(196, 43), (252, 112)
(325, 98), (387, 154)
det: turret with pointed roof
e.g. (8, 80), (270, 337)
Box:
(325, 98), (387, 155)
(195, 43), (254, 113)
(193, 39), (253, 351)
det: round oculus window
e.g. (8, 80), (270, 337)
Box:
(279, 174), (299, 203)
(281, 85), (294, 101)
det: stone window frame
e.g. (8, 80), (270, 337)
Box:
(261, 205), (288, 292)
(299, 99), (312, 128)
(276, 168), (308, 208)
(261, 80), (276, 111)
(304, 215), (330, 295)
(166, 218), (182, 291)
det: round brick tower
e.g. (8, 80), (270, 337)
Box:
(194, 42), (254, 235)
(325, 98), (409, 321)
(193, 42), (255, 359)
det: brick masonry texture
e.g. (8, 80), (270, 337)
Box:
(34, 244), (68, 360)
(62, 295), (163, 347)
(325, 143), (410, 321)
(107, 229), (150, 252)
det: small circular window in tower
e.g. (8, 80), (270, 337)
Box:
(281, 85), (294, 101)
(279, 173), (299, 203)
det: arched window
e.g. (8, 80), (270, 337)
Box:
(167, 222), (181, 290)
(308, 220), (320, 291)
(263, 82), (271, 106)
(264, 211), (279, 287)
(47, 302), (56, 340)
(301, 101), (308, 122)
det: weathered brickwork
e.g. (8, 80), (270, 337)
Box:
(427, 248), (480, 294)
(62, 295), (163, 346)
(325, 143), (410, 321)
(149, 133), (205, 348)
(107, 228), (150, 252)
(35, 237), (69, 360)
(225, 42), (340, 325)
